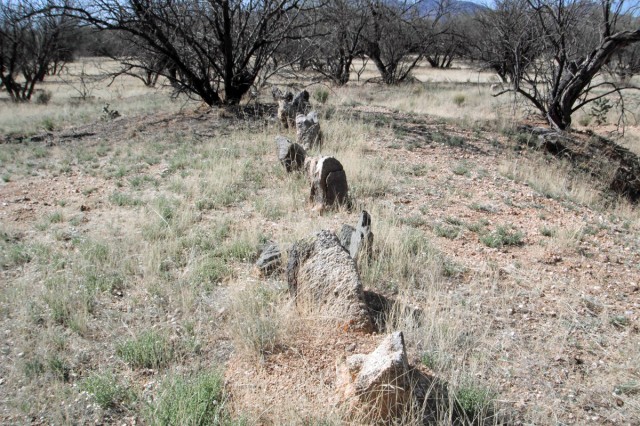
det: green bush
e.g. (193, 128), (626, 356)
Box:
(24, 359), (45, 379)
(434, 224), (460, 240)
(47, 211), (64, 224)
(109, 191), (143, 207)
(195, 256), (231, 285)
(2, 243), (32, 268)
(47, 355), (70, 382)
(42, 117), (56, 131)
(453, 94), (465, 107)
(35, 90), (52, 105)
(452, 162), (471, 176)
(313, 88), (329, 105)
(539, 226), (556, 237)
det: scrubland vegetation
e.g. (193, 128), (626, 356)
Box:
(0, 57), (639, 424)
(1, 0), (640, 424)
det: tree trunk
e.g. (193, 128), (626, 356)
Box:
(546, 30), (640, 130)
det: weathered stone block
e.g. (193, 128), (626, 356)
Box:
(286, 230), (373, 332)
(295, 111), (321, 150)
(307, 156), (349, 210)
(276, 136), (306, 172)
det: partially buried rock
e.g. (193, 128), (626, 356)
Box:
(276, 136), (306, 172)
(277, 89), (310, 128)
(306, 156), (349, 210)
(336, 331), (411, 421)
(348, 210), (373, 260)
(255, 242), (282, 276)
(286, 230), (373, 332)
(296, 111), (322, 150)
(271, 86), (286, 101)
(338, 224), (356, 251)
(292, 89), (310, 112)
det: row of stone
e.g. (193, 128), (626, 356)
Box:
(277, 138), (349, 211)
(274, 90), (347, 211)
(255, 210), (373, 277)
(256, 215), (437, 421)
(263, 89), (438, 422)
(273, 88), (322, 150)
(286, 226), (437, 422)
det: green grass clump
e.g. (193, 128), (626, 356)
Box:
(469, 202), (496, 213)
(466, 218), (489, 233)
(81, 371), (135, 409)
(539, 226), (556, 237)
(216, 237), (257, 262)
(109, 191), (143, 207)
(116, 331), (175, 369)
(1, 243), (32, 268)
(195, 256), (232, 286)
(434, 224), (460, 240)
(42, 117), (56, 132)
(480, 226), (524, 248)
(47, 355), (70, 382)
(229, 286), (282, 359)
(314, 88), (330, 105)
(455, 382), (496, 422)
(43, 276), (95, 333)
(453, 162), (471, 177)
(147, 370), (231, 426)
(610, 315), (630, 328)
(47, 211), (64, 224)
(432, 131), (465, 147)
(24, 359), (46, 379)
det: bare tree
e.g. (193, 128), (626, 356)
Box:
(470, 0), (542, 84)
(606, 43), (640, 82)
(425, 18), (470, 69)
(110, 40), (174, 88)
(0, 0), (75, 102)
(305, 0), (368, 86)
(69, 0), (312, 106)
(477, 0), (640, 130)
(604, 14), (640, 82)
(361, 0), (449, 84)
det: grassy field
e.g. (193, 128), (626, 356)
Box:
(1, 58), (639, 425)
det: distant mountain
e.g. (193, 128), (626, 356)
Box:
(450, 1), (487, 14)
(415, 0), (487, 16)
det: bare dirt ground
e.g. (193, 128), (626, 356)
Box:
(1, 97), (639, 425)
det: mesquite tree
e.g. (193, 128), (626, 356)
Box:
(306, 0), (369, 85)
(470, 0), (542, 84)
(361, 0), (449, 84)
(604, 13), (640, 82)
(477, 0), (640, 130)
(425, 11), (477, 69)
(0, 0), (75, 101)
(70, 0), (311, 106)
